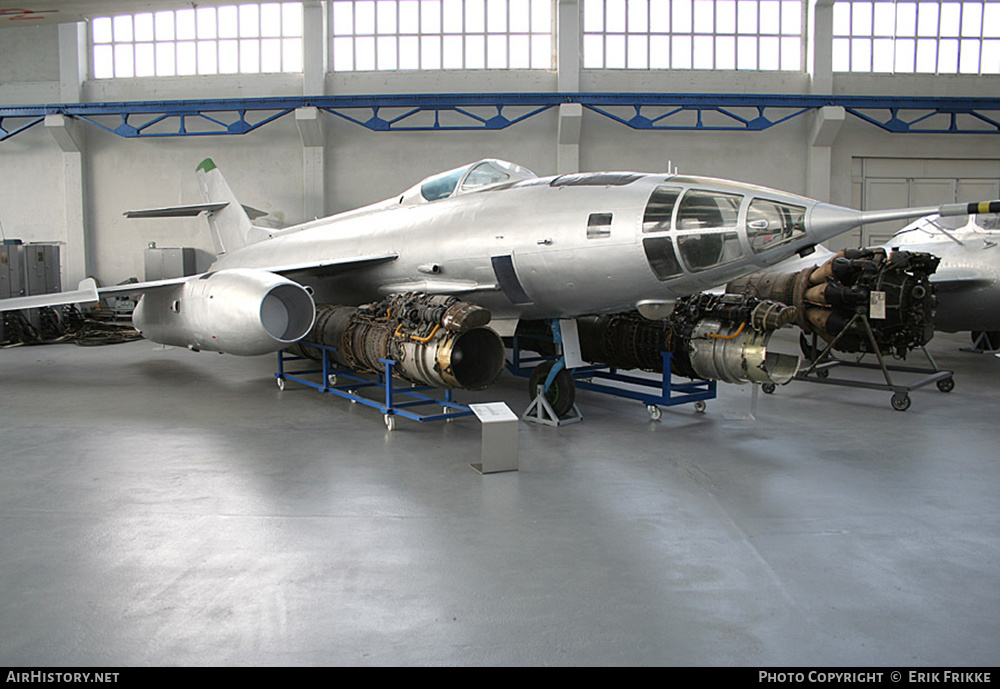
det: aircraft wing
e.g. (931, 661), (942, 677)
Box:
(0, 275), (193, 313)
(272, 252), (398, 280)
(0, 278), (101, 312)
(91, 254), (399, 297)
(0, 253), (400, 313)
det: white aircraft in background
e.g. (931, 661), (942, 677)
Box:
(890, 212), (1000, 351)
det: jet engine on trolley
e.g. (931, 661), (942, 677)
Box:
(289, 292), (506, 390)
(574, 293), (801, 386)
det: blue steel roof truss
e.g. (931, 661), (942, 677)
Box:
(0, 114), (46, 141)
(71, 107), (297, 138)
(3, 94), (1000, 142)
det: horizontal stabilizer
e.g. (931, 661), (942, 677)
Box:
(124, 202), (229, 218)
(0, 278), (99, 312)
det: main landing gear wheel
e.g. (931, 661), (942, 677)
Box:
(891, 393), (911, 412)
(528, 361), (576, 418)
(936, 377), (955, 393)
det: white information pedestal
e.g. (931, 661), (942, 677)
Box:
(469, 402), (519, 474)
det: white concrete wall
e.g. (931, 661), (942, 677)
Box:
(1, 2), (999, 284)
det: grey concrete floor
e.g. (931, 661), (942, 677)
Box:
(0, 331), (998, 666)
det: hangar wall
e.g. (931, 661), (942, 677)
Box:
(1, 1), (999, 288)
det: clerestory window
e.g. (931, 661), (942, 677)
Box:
(91, 2), (304, 78)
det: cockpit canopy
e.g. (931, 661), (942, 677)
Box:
(401, 159), (537, 205)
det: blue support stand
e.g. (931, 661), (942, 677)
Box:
(276, 342), (474, 430)
(508, 335), (717, 421)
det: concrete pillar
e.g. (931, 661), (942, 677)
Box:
(301, 3), (327, 221)
(809, 0), (835, 94)
(806, 106), (845, 203)
(58, 22), (87, 103)
(557, 103), (582, 174)
(557, 0), (581, 173)
(296, 107), (326, 220)
(51, 23), (90, 287)
(45, 115), (88, 287)
(303, 1), (328, 96)
(557, 0), (580, 93)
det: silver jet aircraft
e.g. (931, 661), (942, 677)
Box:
(2, 158), (995, 398)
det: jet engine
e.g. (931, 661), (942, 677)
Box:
(132, 268), (316, 356)
(727, 249), (940, 357)
(291, 292), (505, 390)
(574, 293), (801, 385)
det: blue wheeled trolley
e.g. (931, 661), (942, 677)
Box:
(276, 342), (474, 431)
(507, 335), (717, 422)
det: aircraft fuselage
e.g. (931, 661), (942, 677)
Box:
(210, 166), (855, 328)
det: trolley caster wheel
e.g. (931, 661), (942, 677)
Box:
(761, 383), (776, 395)
(936, 377), (955, 393)
(816, 369), (830, 379)
(327, 374), (338, 386)
(693, 400), (707, 413)
(891, 393), (911, 412)
(348, 390), (358, 403)
(276, 376), (285, 391)
(646, 404), (662, 421)
(384, 414), (395, 431)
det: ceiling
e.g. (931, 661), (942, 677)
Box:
(1, 1), (296, 28)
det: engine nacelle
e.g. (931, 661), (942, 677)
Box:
(133, 269), (316, 356)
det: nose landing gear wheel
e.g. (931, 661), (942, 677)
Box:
(527, 361), (576, 418)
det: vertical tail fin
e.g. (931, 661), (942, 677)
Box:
(196, 158), (261, 255)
